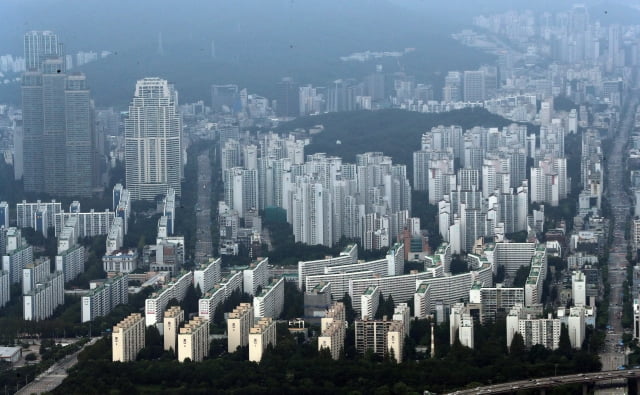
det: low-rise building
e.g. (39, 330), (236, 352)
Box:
(103, 249), (138, 273)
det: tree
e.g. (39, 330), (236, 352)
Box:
(375, 293), (385, 319)
(339, 293), (355, 324)
(558, 324), (572, 357)
(509, 332), (525, 359)
(494, 265), (505, 284)
(513, 265), (530, 287)
(450, 256), (469, 275)
(181, 284), (201, 316)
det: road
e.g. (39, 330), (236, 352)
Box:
(194, 150), (214, 263)
(446, 368), (640, 394)
(17, 337), (98, 395)
(598, 74), (639, 392)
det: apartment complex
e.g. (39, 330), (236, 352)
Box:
(81, 274), (129, 323)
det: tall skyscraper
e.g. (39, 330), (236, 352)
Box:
(22, 71), (44, 193)
(463, 70), (486, 102)
(125, 78), (182, 201)
(21, 31), (98, 197)
(275, 77), (299, 117)
(64, 74), (96, 196)
(42, 58), (67, 196)
(24, 31), (61, 72)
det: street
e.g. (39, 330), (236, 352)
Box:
(16, 337), (99, 395)
(597, 76), (639, 392)
(195, 150), (214, 263)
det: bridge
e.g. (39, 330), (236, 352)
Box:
(444, 368), (640, 394)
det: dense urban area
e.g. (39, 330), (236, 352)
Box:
(3, 2), (640, 394)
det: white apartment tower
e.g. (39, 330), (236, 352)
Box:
(361, 285), (380, 319)
(571, 271), (587, 307)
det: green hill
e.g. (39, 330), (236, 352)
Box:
(280, 108), (524, 171)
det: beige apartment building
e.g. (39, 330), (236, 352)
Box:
(163, 306), (184, 352)
(177, 316), (209, 362)
(248, 317), (277, 363)
(227, 303), (253, 353)
(112, 313), (145, 362)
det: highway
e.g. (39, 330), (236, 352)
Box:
(16, 337), (98, 395)
(194, 150), (214, 263)
(445, 369), (640, 394)
(600, 78), (638, 379)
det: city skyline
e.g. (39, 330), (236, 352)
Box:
(1, 2), (640, 393)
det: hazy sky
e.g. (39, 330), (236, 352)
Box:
(1, 0), (639, 106)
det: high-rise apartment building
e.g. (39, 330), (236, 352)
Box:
(248, 317), (277, 363)
(253, 277), (285, 319)
(22, 257), (49, 295)
(112, 313), (145, 362)
(0, 271), (10, 308)
(125, 78), (182, 201)
(227, 303), (254, 353)
(81, 274), (129, 323)
(354, 318), (397, 358)
(164, 306), (184, 352)
(318, 319), (346, 360)
(361, 285), (380, 319)
(178, 317), (209, 362)
(23, 271), (64, 321)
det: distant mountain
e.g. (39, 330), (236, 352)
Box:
(279, 108), (519, 172)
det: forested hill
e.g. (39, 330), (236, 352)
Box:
(279, 108), (520, 168)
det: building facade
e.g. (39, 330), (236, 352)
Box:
(112, 313), (145, 362)
(125, 78), (182, 201)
